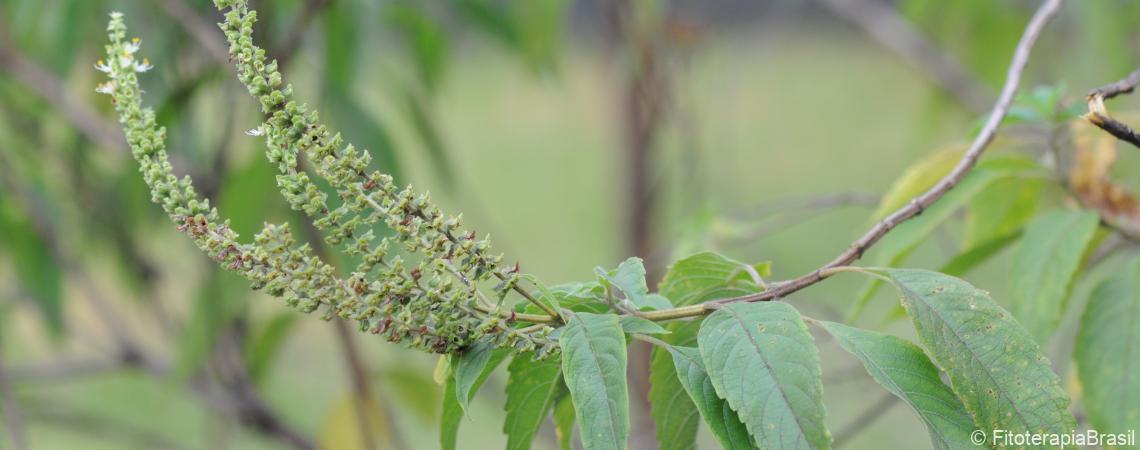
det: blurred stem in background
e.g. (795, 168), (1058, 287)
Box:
(609, 0), (673, 447)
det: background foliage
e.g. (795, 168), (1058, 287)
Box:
(1, 0), (1140, 449)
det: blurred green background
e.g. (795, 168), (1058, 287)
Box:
(1, 0), (1138, 449)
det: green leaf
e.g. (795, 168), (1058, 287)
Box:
(403, 89), (456, 191)
(657, 252), (769, 307)
(0, 198), (62, 334)
(453, 339), (504, 414)
(504, 355), (563, 450)
(524, 275), (562, 314)
(596, 257), (667, 311)
(441, 350), (508, 450)
(176, 271), (246, 380)
(641, 294), (674, 311)
(323, 1), (359, 88)
(870, 146), (963, 220)
(649, 252), (766, 450)
(698, 302), (830, 450)
(1075, 256), (1140, 439)
(870, 268), (1076, 439)
(963, 171), (1041, 248)
(245, 312), (298, 385)
(508, 0), (568, 72)
(880, 230), (1024, 332)
(938, 231), (1022, 277)
(815, 321), (975, 450)
(851, 162), (1024, 319)
(323, 86), (400, 182)
(1009, 209), (1100, 342)
(318, 392), (391, 450)
(665, 345), (755, 450)
(553, 391), (576, 450)
(649, 320), (702, 450)
(378, 366), (441, 422)
(386, 3), (449, 92)
(560, 312), (629, 450)
(619, 316), (669, 335)
(455, 0), (519, 48)
(218, 157), (281, 238)
(520, 281), (608, 315)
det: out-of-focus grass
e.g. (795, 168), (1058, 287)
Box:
(9, 24), (1002, 449)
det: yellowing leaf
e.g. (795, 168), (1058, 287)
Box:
(318, 392), (393, 450)
(870, 145), (964, 220)
(1069, 118), (1140, 238)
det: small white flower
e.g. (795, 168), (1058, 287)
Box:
(133, 58), (153, 73)
(94, 59), (112, 73)
(245, 127), (264, 137)
(95, 82), (115, 95)
(124, 37), (141, 54)
(109, 11), (123, 21)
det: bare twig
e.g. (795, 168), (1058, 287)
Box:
(1084, 68), (1140, 149)
(818, 0), (994, 113)
(0, 18), (124, 150)
(636, 0), (1065, 322)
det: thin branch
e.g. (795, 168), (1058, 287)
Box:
(0, 18), (124, 150)
(1084, 67), (1140, 149)
(818, 0), (994, 113)
(637, 0), (1065, 322)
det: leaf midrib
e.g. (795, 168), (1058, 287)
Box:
(840, 335), (955, 448)
(726, 307), (810, 448)
(573, 315), (623, 447)
(505, 361), (561, 447)
(898, 281), (1035, 432)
